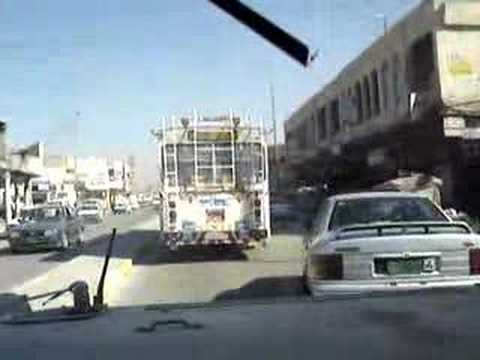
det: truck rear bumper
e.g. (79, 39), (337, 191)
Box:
(163, 230), (267, 250)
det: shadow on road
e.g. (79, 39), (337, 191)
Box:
(212, 275), (306, 301)
(38, 228), (157, 263)
(37, 229), (249, 266)
(0, 293), (31, 315)
(138, 244), (249, 265)
(132, 231), (251, 264)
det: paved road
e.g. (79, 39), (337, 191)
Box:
(0, 207), (158, 292)
(112, 227), (307, 306)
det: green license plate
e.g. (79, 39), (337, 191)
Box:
(375, 257), (438, 275)
(386, 259), (424, 275)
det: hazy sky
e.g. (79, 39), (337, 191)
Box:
(0, 0), (420, 185)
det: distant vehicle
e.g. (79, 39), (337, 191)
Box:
(47, 200), (64, 208)
(77, 203), (104, 223)
(138, 194), (152, 207)
(304, 192), (480, 295)
(152, 194), (161, 206)
(113, 201), (132, 215)
(50, 191), (77, 208)
(152, 114), (270, 251)
(129, 195), (140, 211)
(8, 204), (84, 252)
(79, 199), (107, 215)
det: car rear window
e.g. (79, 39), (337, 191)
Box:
(328, 197), (447, 231)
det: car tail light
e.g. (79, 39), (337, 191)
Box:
(469, 248), (480, 274)
(310, 254), (343, 280)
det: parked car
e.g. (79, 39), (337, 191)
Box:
(152, 195), (161, 206)
(8, 204), (84, 252)
(7, 205), (39, 233)
(303, 192), (480, 295)
(77, 203), (104, 223)
(113, 202), (132, 215)
(79, 199), (107, 214)
(129, 196), (140, 211)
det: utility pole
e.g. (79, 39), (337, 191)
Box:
(269, 83), (279, 191)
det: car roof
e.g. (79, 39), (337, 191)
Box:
(329, 191), (429, 201)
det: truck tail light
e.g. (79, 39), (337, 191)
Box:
(310, 254), (343, 280)
(469, 248), (480, 274)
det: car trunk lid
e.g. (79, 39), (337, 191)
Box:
(319, 222), (479, 280)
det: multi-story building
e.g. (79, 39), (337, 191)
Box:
(284, 0), (480, 210)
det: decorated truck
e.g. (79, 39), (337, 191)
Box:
(152, 113), (271, 251)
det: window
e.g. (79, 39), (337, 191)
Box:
(304, 124), (309, 148)
(236, 143), (264, 186)
(328, 197), (447, 231)
(381, 61), (390, 111)
(392, 53), (402, 107)
(285, 131), (293, 152)
(316, 106), (327, 141)
(298, 123), (307, 149)
(354, 81), (363, 123)
(330, 99), (340, 135)
(371, 70), (380, 116)
(177, 145), (195, 187)
(363, 76), (372, 120)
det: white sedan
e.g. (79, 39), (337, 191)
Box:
(303, 192), (480, 295)
(77, 203), (104, 223)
